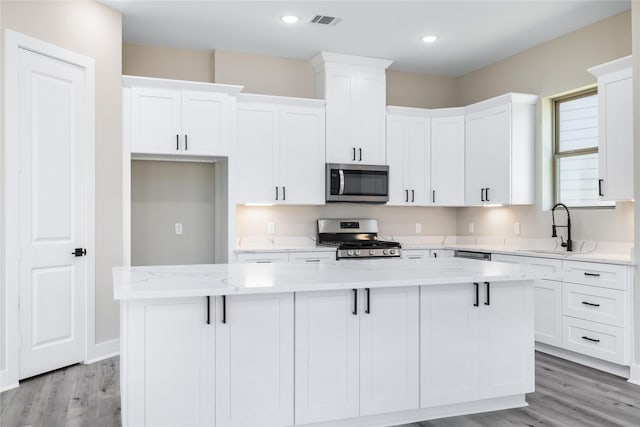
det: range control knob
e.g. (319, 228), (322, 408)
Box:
(369, 249), (375, 256)
(355, 250), (361, 256)
(389, 249), (396, 255)
(347, 250), (354, 256)
(383, 249), (389, 255)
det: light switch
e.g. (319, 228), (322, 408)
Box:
(175, 223), (183, 235)
(415, 223), (422, 233)
(514, 222), (521, 235)
(468, 223), (474, 234)
(267, 222), (275, 235)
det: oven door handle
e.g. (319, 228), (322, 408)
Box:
(338, 170), (345, 195)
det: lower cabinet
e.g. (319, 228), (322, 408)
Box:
(294, 287), (419, 424)
(122, 293), (294, 427)
(420, 281), (534, 408)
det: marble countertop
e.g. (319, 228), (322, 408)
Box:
(113, 258), (552, 300)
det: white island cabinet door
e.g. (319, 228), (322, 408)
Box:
(295, 290), (359, 424)
(181, 90), (231, 156)
(131, 87), (181, 155)
(479, 281), (534, 399)
(278, 105), (326, 205)
(420, 284), (480, 407)
(360, 287), (419, 416)
(124, 297), (215, 427)
(216, 293), (294, 427)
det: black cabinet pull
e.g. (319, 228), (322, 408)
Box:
(71, 248), (87, 257)
(433, 252), (438, 258)
(481, 188), (485, 202)
(365, 288), (370, 314)
(352, 147), (356, 161)
(432, 190), (436, 204)
(584, 272), (601, 277)
(352, 289), (358, 315)
(405, 189), (409, 203)
(359, 148), (362, 161)
(473, 282), (479, 307)
(484, 282), (490, 306)
(598, 179), (604, 197)
(582, 301), (601, 307)
(222, 295), (227, 324)
(275, 186), (279, 201)
(582, 336), (600, 343)
(283, 186), (286, 201)
(185, 134), (188, 150)
(411, 189), (415, 203)
(176, 134), (179, 150)
(486, 188), (490, 202)
(206, 296), (211, 325)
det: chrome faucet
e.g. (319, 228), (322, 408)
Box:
(551, 203), (572, 251)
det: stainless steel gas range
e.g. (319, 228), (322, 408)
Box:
(317, 218), (402, 259)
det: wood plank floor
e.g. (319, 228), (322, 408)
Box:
(1, 352), (639, 426)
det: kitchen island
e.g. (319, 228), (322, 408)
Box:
(114, 258), (548, 427)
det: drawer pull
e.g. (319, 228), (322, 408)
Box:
(584, 272), (601, 277)
(256, 260), (272, 264)
(581, 336), (600, 343)
(304, 259), (321, 263)
(581, 301), (601, 307)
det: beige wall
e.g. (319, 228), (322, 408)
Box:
(455, 11), (633, 241)
(0, 0), (122, 369)
(123, 42), (214, 82)
(387, 70), (458, 108)
(131, 161), (216, 266)
(214, 50), (315, 98)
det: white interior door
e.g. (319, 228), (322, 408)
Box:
(18, 48), (87, 379)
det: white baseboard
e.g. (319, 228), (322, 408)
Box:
(628, 363), (640, 386)
(86, 338), (120, 364)
(536, 343), (630, 378)
(0, 369), (19, 393)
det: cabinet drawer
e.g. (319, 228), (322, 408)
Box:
(562, 317), (627, 365)
(237, 252), (290, 263)
(289, 252), (336, 263)
(430, 249), (454, 258)
(563, 283), (626, 327)
(562, 261), (627, 290)
(402, 249), (430, 261)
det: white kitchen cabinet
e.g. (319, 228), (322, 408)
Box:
(431, 109), (466, 206)
(127, 78), (239, 157)
(492, 254), (563, 347)
(401, 249), (430, 260)
(289, 251), (336, 263)
(420, 281), (534, 407)
(216, 293), (294, 427)
(312, 52), (392, 165)
(465, 93), (537, 205)
(295, 286), (419, 423)
(295, 289), (359, 424)
(236, 252), (290, 264)
(359, 286), (419, 416)
(122, 297), (215, 427)
(588, 56), (633, 201)
(386, 108), (430, 205)
(236, 95), (326, 205)
(431, 249), (454, 258)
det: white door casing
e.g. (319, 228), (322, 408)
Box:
(17, 48), (87, 380)
(4, 30), (95, 389)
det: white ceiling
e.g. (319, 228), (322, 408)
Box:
(103, 0), (631, 76)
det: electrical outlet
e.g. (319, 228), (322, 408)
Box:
(267, 222), (275, 235)
(514, 222), (521, 235)
(175, 223), (183, 235)
(415, 223), (422, 233)
(468, 223), (474, 234)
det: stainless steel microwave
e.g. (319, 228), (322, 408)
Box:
(326, 163), (389, 203)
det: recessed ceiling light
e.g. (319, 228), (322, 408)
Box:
(421, 35), (439, 43)
(281, 15), (299, 24)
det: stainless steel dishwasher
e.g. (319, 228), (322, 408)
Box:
(453, 250), (492, 261)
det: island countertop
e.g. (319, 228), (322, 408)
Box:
(113, 258), (553, 300)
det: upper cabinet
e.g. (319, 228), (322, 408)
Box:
(123, 76), (242, 159)
(588, 56), (633, 201)
(236, 94), (326, 205)
(386, 107), (430, 205)
(465, 93), (537, 206)
(431, 108), (466, 206)
(312, 52), (393, 165)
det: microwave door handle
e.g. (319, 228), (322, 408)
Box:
(338, 170), (345, 195)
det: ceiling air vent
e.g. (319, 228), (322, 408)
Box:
(309, 15), (339, 25)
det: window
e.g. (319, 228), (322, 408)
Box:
(553, 89), (612, 208)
